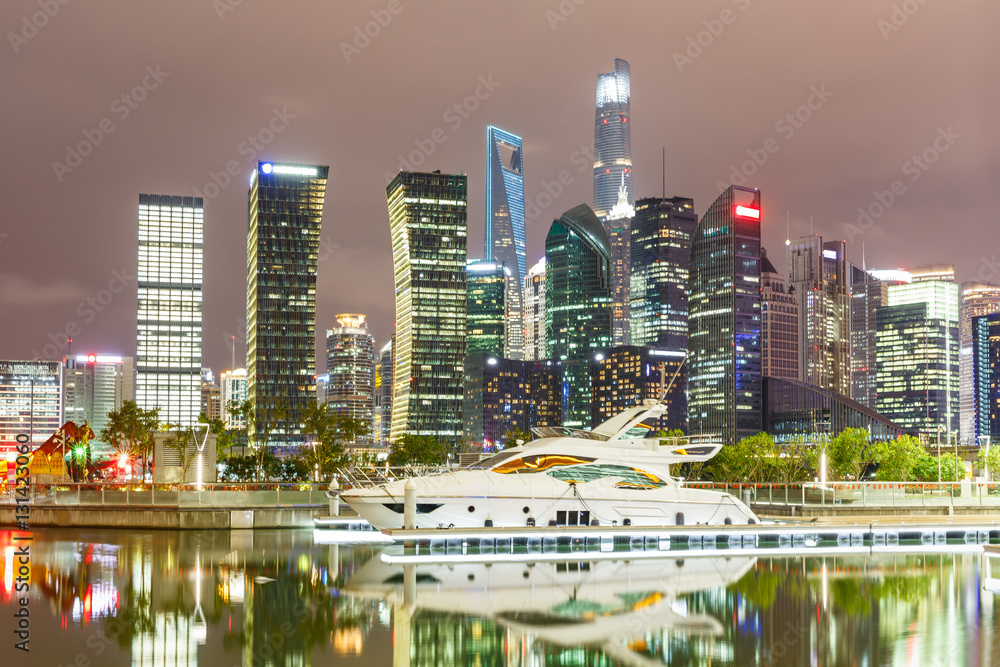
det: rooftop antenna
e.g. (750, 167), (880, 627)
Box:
(810, 216), (814, 236)
(231, 335), (235, 371)
(862, 242), (867, 272)
(661, 146), (665, 198)
(785, 211), (790, 246)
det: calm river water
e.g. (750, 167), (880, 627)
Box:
(0, 528), (997, 665)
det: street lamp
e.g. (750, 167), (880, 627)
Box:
(936, 424), (946, 483)
(189, 424), (210, 491)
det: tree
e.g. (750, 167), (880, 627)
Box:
(162, 424), (198, 482)
(827, 428), (874, 481)
(977, 446), (1000, 482)
(770, 437), (814, 484)
(299, 403), (366, 480)
(100, 400), (160, 481)
(870, 435), (925, 481)
(228, 398), (286, 481)
(499, 427), (531, 450)
(707, 432), (776, 484)
(913, 452), (964, 482)
(387, 434), (447, 466)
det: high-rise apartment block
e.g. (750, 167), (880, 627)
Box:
(326, 314), (376, 441)
(522, 258), (547, 361)
(760, 249), (798, 381)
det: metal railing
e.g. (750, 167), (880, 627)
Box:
(682, 481), (1000, 508)
(335, 466), (452, 489)
(0, 482), (330, 508)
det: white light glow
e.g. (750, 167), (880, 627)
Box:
(271, 165), (318, 176)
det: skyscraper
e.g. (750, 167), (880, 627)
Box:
(786, 235), (850, 395)
(0, 361), (62, 444)
(463, 354), (562, 447)
(374, 341), (393, 447)
(137, 194), (203, 427)
(466, 260), (508, 355)
(522, 258), (547, 361)
(760, 249), (799, 381)
(875, 268), (959, 436)
(63, 354), (135, 450)
(971, 313), (999, 443)
(387, 171), (468, 443)
(219, 368), (247, 429)
(629, 196), (698, 349)
(605, 175), (635, 346)
(590, 347), (687, 432)
(326, 314), (376, 442)
(484, 126), (525, 359)
(246, 161), (328, 446)
(544, 204), (612, 428)
(688, 186), (762, 444)
(959, 282), (1000, 443)
(593, 58), (632, 222)
(850, 269), (911, 408)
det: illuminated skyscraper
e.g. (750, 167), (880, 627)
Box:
(246, 162), (328, 446)
(850, 269), (911, 408)
(522, 258), (547, 361)
(326, 314), (376, 442)
(63, 354), (134, 450)
(466, 260), (508, 355)
(688, 186), (762, 444)
(959, 282), (1000, 443)
(760, 249), (799, 381)
(374, 341), (392, 447)
(605, 174), (635, 346)
(545, 204), (612, 428)
(137, 194), (203, 427)
(484, 126), (525, 359)
(971, 313), (1000, 443)
(387, 171), (468, 443)
(593, 58), (632, 221)
(787, 235), (850, 395)
(876, 268), (959, 435)
(0, 360), (62, 444)
(629, 196), (698, 349)
(219, 368), (247, 429)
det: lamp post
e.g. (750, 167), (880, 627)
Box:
(190, 424), (210, 491)
(936, 424), (946, 483)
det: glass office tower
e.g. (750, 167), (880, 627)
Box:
(544, 204), (612, 428)
(484, 126), (525, 359)
(959, 282), (1000, 443)
(629, 196), (698, 349)
(592, 58), (633, 222)
(326, 314), (376, 442)
(0, 360), (62, 444)
(971, 313), (1000, 443)
(137, 194), (203, 427)
(466, 260), (507, 355)
(387, 171), (468, 444)
(688, 186), (762, 444)
(246, 162), (328, 446)
(522, 257), (547, 361)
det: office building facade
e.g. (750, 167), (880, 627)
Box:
(605, 175), (634, 347)
(760, 249), (799, 381)
(590, 346), (686, 432)
(544, 204), (613, 428)
(466, 260), (508, 355)
(246, 162), (328, 446)
(971, 313), (999, 443)
(688, 186), (762, 444)
(484, 126), (525, 359)
(959, 282), (1000, 443)
(387, 171), (468, 443)
(374, 341), (393, 447)
(63, 354), (134, 449)
(464, 353), (562, 447)
(0, 360), (62, 444)
(522, 258), (547, 361)
(137, 194), (203, 427)
(326, 314), (376, 442)
(629, 196), (698, 350)
(592, 58), (633, 221)
(850, 269), (911, 408)
(219, 369), (247, 429)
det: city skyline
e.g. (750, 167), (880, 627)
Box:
(4, 3), (999, 375)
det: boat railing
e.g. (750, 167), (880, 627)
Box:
(334, 466), (453, 490)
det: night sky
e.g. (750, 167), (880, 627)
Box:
(3, 1), (998, 374)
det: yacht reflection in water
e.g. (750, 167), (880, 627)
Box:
(347, 550), (755, 665)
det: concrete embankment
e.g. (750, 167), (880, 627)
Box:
(0, 506), (323, 529)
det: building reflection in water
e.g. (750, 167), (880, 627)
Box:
(1, 528), (997, 665)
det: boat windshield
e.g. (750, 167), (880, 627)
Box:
(547, 464), (667, 488)
(464, 450), (523, 470)
(530, 426), (610, 441)
(492, 454), (596, 474)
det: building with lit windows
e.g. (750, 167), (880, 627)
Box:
(760, 249), (799, 381)
(326, 314), (376, 442)
(374, 341), (392, 447)
(463, 353), (562, 447)
(629, 196), (698, 350)
(466, 260), (508, 355)
(590, 346), (686, 431)
(971, 313), (999, 443)
(850, 268), (910, 408)
(484, 126), (525, 359)
(544, 204), (612, 428)
(786, 235), (850, 395)
(63, 354), (134, 450)
(605, 175), (635, 347)
(875, 269), (959, 436)
(593, 58), (632, 221)
(0, 360), (62, 444)
(219, 369), (247, 429)
(137, 194), (203, 427)
(522, 257), (546, 361)
(688, 186), (762, 444)
(959, 282), (1000, 443)
(200, 368), (221, 422)
(387, 171), (467, 443)
(246, 162), (328, 447)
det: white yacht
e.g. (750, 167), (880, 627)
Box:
(340, 401), (759, 530)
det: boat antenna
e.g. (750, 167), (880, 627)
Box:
(657, 352), (688, 404)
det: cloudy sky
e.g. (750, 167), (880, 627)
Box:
(2, 0), (998, 373)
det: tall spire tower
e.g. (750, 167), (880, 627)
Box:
(593, 58), (632, 224)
